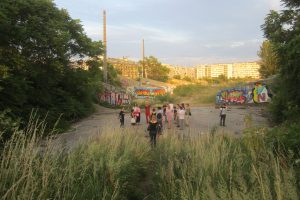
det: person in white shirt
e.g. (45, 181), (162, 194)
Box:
(219, 104), (227, 126)
(178, 106), (186, 130)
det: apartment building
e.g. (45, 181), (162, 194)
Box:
(165, 64), (196, 79)
(196, 65), (206, 79)
(232, 62), (260, 79)
(195, 62), (260, 79)
(108, 58), (139, 79)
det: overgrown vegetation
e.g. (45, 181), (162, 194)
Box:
(0, 123), (151, 200)
(173, 78), (249, 105)
(1, 123), (299, 200)
(153, 132), (299, 199)
(139, 56), (170, 82)
(262, 0), (300, 123)
(0, 0), (119, 138)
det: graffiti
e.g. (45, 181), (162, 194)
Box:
(216, 82), (272, 105)
(252, 82), (271, 103)
(134, 87), (166, 98)
(99, 91), (131, 105)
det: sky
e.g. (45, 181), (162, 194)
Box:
(54, 0), (282, 66)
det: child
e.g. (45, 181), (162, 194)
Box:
(219, 104), (227, 126)
(119, 108), (125, 127)
(130, 108), (136, 126)
(147, 115), (159, 147)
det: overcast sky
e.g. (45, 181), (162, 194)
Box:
(54, 0), (282, 66)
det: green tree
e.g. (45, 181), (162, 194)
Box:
(173, 75), (181, 80)
(257, 40), (279, 78)
(0, 0), (103, 135)
(262, 1), (300, 122)
(139, 56), (170, 82)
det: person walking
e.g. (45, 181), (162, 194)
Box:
(166, 104), (173, 129)
(178, 106), (185, 130)
(147, 115), (159, 147)
(185, 103), (191, 126)
(151, 108), (156, 117)
(156, 107), (163, 135)
(145, 101), (151, 123)
(135, 105), (141, 124)
(220, 104), (227, 126)
(119, 108), (125, 127)
(130, 108), (136, 126)
(173, 106), (177, 124)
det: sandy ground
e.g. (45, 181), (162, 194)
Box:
(50, 105), (269, 150)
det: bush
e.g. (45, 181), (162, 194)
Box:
(173, 75), (181, 79)
(0, 109), (20, 142)
(265, 122), (300, 159)
(155, 93), (176, 104)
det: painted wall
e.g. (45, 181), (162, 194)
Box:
(99, 91), (131, 105)
(134, 87), (166, 99)
(216, 82), (272, 105)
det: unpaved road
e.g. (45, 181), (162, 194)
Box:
(51, 104), (269, 150)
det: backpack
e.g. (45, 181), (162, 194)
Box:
(157, 113), (162, 120)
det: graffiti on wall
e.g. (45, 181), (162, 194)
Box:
(134, 87), (166, 98)
(99, 91), (131, 105)
(216, 82), (272, 105)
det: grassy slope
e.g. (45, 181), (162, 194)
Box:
(1, 123), (299, 200)
(171, 78), (257, 106)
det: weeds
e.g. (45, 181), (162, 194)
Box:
(0, 123), (299, 199)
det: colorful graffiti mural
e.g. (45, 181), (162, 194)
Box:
(216, 82), (272, 105)
(99, 91), (131, 105)
(134, 87), (166, 98)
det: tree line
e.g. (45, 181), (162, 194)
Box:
(0, 0), (119, 139)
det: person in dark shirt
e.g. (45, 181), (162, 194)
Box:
(147, 115), (159, 147)
(119, 108), (125, 127)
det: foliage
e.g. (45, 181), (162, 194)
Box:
(183, 76), (192, 82)
(1, 121), (299, 200)
(266, 122), (300, 159)
(139, 56), (170, 82)
(257, 40), (279, 78)
(173, 75), (181, 79)
(0, 109), (20, 142)
(261, 1), (300, 122)
(155, 93), (176, 104)
(0, 123), (151, 199)
(153, 132), (298, 200)
(0, 0), (107, 136)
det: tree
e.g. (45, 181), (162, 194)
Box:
(139, 56), (170, 82)
(262, 0), (300, 122)
(0, 0), (103, 135)
(257, 40), (279, 78)
(173, 75), (181, 80)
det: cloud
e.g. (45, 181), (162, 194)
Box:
(230, 41), (245, 48)
(265, 0), (282, 10)
(83, 22), (190, 44)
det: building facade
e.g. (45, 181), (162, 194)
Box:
(108, 58), (139, 79)
(195, 62), (260, 79)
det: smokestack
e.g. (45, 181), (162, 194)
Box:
(103, 10), (107, 83)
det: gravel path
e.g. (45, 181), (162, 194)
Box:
(51, 105), (269, 150)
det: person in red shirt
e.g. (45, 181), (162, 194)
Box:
(145, 101), (151, 124)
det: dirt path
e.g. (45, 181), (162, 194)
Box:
(52, 105), (269, 150)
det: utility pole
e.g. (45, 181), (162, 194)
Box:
(103, 10), (107, 83)
(142, 39), (145, 78)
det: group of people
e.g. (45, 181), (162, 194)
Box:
(119, 102), (228, 147)
(119, 102), (192, 147)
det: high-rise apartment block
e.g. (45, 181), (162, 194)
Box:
(108, 58), (139, 79)
(194, 62), (260, 79)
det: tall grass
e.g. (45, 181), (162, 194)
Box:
(1, 121), (299, 199)
(0, 122), (151, 199)
(152, 130), (299, 200)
